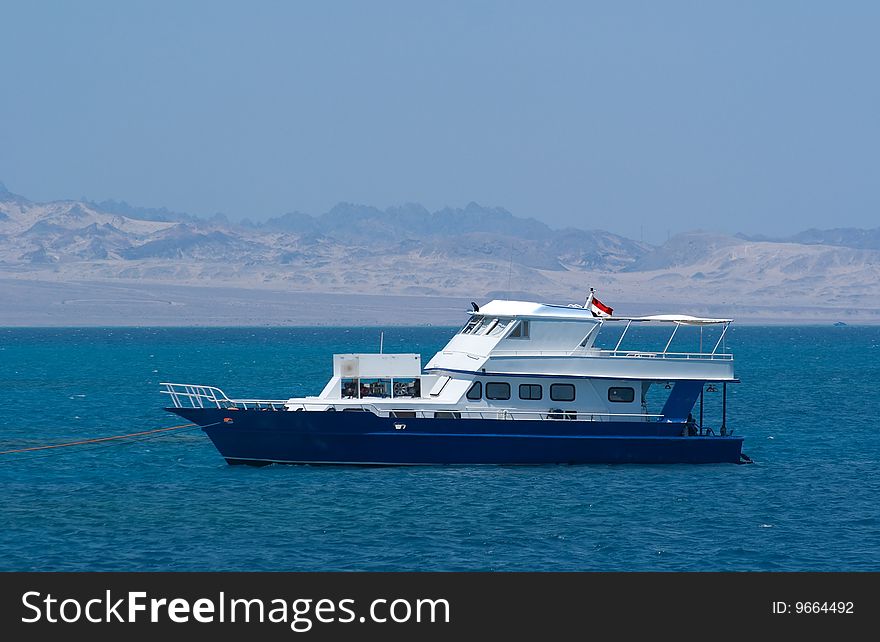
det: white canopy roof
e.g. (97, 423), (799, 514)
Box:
(472, 300), (731, 324)
(626, 314), (732, 325)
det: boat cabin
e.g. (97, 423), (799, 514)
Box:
(322, 353), (423, 400)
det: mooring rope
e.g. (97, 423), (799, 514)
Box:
(0, 421), (216, 456)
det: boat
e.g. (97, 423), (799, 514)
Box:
(161, 293), (745, 465)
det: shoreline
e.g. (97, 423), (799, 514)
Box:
(1, 277), (878, 327)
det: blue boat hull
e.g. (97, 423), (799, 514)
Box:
(167, 408), (745, 465)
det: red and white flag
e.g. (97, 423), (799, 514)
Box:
(589, 296), (613, 317)
(585, 289), (613, 317)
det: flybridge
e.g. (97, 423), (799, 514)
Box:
(430, 298), (734, 380)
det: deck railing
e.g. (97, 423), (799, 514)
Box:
(591, 349), (733, 361)
(285, 402), (664, 422)
(489, 349), (733, 360)
(161, 383), (665, 421)
(160, 382), (287, 411)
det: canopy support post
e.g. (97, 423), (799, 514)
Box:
(721, 382), (728, 436)
(662, 323), (679, 354)
(613, 320), (632, 352)
(712, 322), (730, 355)
(699, 385), (704, 434)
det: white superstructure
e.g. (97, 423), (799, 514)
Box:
(162, 297), (736, 425)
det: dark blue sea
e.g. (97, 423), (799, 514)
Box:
(1, 326), (878, 571)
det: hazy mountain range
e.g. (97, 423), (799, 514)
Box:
(2, 181), (879, 323)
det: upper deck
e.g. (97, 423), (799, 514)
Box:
(424, 299), (735, 381)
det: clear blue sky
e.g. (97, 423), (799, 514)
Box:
(1, 1), (877, 241)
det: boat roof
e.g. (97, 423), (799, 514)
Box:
(473, 300), (731, 325)
(625, 314), (732, 326)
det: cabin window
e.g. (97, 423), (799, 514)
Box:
(434, 411), (461, 419)
(509, 320), (530, 339)
(466, 381), (482, 400)
(360, 379), (391, 398)
(460, 315), (483, 334)
(341, 378), (359, 398)
(485, 382), (511, 400)
(470, 317), (505, 336)
(391, 410), (417, 418)
(608, 387), (635, 403)
(393, 378), (420, 398)
(478, 318), (499, 335)
(487, 318), (511, 337)
(519, 384), (542, 400)
(550, 383), (576, 402)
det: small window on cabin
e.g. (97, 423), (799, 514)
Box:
(476, 318), (500, 335)
(466, 381), (482, 400)
(487, 318), (511, 337)
(519, 383), (542, 400)
(393, 378), (420, 398)
(550, 383), (576, 402)
(485, 382), (511, 400)
(391, 410), (417, 418)
(360, 379), (391, 398)
(608, 387), (635, 403)
(509, 320), (530, 339)
(467, 316), (490, 335)
(341, 379), (359, 398)
(461, 315), (483, 334)
(434, 411), (461, 419)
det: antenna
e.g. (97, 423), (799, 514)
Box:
(506, 244), (514, 300)
(379, 331), (384, 354)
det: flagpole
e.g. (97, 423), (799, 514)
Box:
(584, 287), (595, 310)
